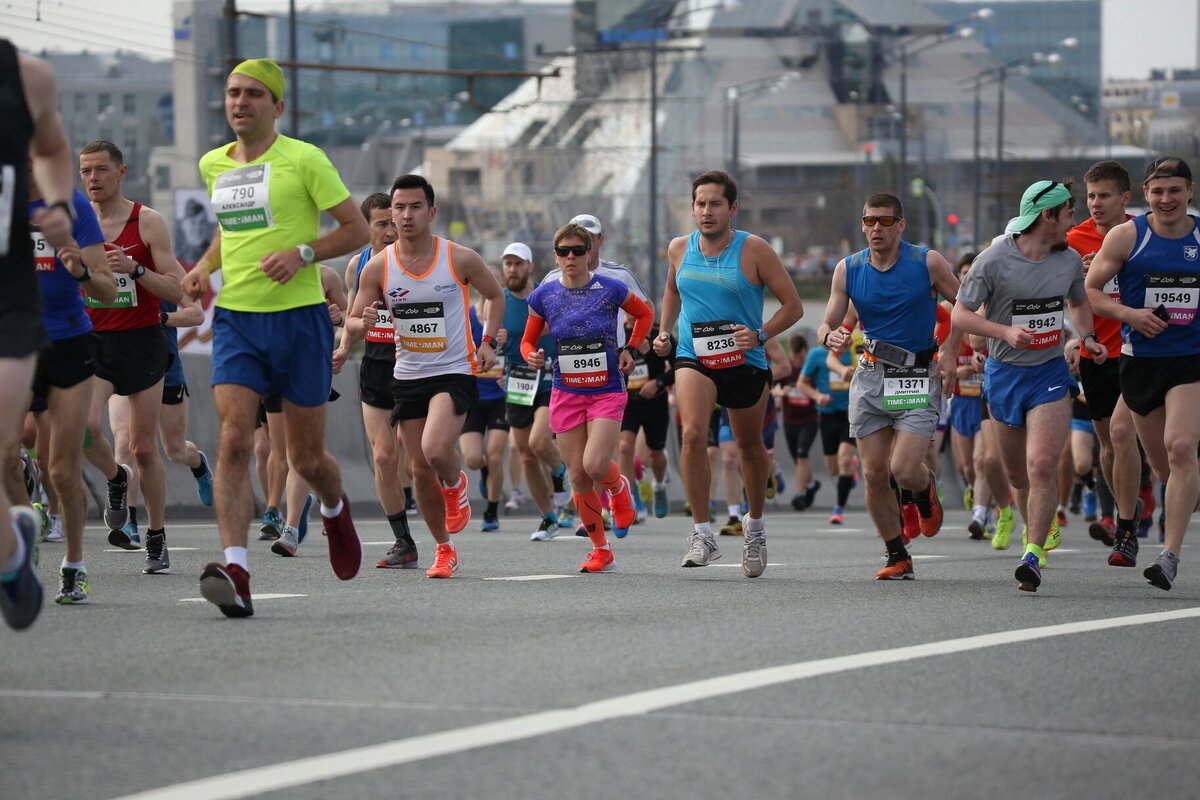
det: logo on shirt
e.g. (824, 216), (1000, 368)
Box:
(433, 283), (458, 293)
(589, 281), (602, 290)
(1185, 246), (1198, 261)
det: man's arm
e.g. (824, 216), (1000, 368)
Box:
(181, 226), (221, 300)
(816, 259), (851, 353)
(108, 208), (184, 303)
(927, 250), (960, 303)
(258, 196), (370, 285)
(1067, 294), (1106, 362)
(344, 253), (385, 346)
(164, 294), (204, 328)
(653, 237), (686, 356)
(22, 54), (74, 247)
(1085, 221), (1166, 339)
(57, 239), (118, 304)
(455, 246), (504, 373)
(739, 236), (803, 349)
(320, 264), (348, 327)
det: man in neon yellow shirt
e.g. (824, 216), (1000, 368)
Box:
(182, 58), (369, 618)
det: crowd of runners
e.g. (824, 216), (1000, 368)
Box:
(3, 51), (1197, 627)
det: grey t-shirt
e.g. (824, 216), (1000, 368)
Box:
(957, 235), (1085, 366)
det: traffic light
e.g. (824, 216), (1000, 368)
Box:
(947, 213), (959, 226)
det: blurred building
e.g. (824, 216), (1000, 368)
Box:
(1104, 68), (1200, 161)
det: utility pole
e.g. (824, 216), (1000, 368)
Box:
(289, 0), (299, 137)
(222, 0), (238, 68)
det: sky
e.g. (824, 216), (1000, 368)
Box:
(1, 0), (1196, 81)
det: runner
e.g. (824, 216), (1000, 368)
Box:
(778, 335), (821, 511)
(819, 192), (961, 580)
(334, 192), (417, 567)
(77, 139), (186, 575)
(1086, 157), (1200, 590)
(462, 300), (510, 532)
(496, 242), (572, 541)
(618, 316), (673, 520)
(521, 222), (653, 571)
(345, 173), (504, 579)
(182, 58), (370, 616)
(27, 172), (118, 603)
(953, 179), (1105, 591)
(655, 170), (804, 578)
(1, 41), (78, 630)
(1066, 160), (1144, 564)
(946, 255), (988, 536)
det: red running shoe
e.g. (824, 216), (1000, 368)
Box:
(580, 547), (615, 573)
(322, 493), (362, 580)
(901, 502), (921, 540)
(442, 470), (471, 534)
(609, 476), (636, 531)
(199, 562), (253, 618)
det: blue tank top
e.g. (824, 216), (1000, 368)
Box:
(469, 305), (505, 401)
(161, 300), (185, 386)
(1120, 214), (1200, 357)
(676, 229), (766, 369)
(845, 240), (936, 353)
(502, 287), (554, 392)
(29, 190), (102, 341)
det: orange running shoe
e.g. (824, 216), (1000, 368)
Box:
(901, 502), (920, 541)
(442, 470), (471, 534)
(426, 543), (459, 579)
(917, 474), (943, 537)
(610, 476), (636, 532)
(579, 547), (615, 573)
(876, 552), (914, 580)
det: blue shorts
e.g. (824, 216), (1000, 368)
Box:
(949, 394), (982, 438)
(1071, 417), (1094, 434)
(211, 304), (333, 408)
(718, 408), (734, 445)
(164, 347), (185, 388)
(984, 357), (1076, 427)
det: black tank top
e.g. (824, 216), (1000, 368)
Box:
(0, 39), (34, 273)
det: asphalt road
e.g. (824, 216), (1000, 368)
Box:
(2, 502), (1197, 800)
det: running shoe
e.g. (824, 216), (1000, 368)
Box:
(681, 532), (720, 567)
(33, 502), (49, 542)
(638, 479), (654, 508)
(1144, 550), (1179, 591)
(478, 466), (489, 500)
(719, 515), (743, 536)
(1083, 489), (1097, 521)
(377, 537), (418, 569)
(765, 470), (777, 500)
(1015, 551), (1042, 592)
(296, 494), (314, 544)
(441, 470), (471, 535)
(426, 543), (459, 579)
(829, 506), (845, 525)
(901, 502), (920, 540)
(1020, 526), (1048, 568)
(992, 508), (1014, 551)
(774, 467), (786, 497)
(1, 508), (43, 629)
(199, 562), (253, 618)
(108, 515), (141, 550)
(1044, 519), (1062, 552)
(876, 551), (914, 580)
(530, 516), (559, 542)
(44, 514), (63, 543)
(742, 524), (767, 579)
(322, 493), (362, 580)
(579, 547), (615, 573)
(1108, 528), (1139, 568)
(610, 475), (636, 535)
(259, 507), (282, 541)
(481, 510), (500, 532)
(963, 484), (974, 512)
(505, 488), (524, 513)
(803, 480), (821, 509)
(575, 524), (588, 538)
(55, 566), (90, 604)
(143, 531), (170, 574)
(272, 526), (299, 557)
(556, 506), (575, 529)
(1089, 516), (1116, 547)
(102, 464), (130, 531)
(195, 451), (214, 507)
(968, 511), (988, 540)
(653, 484), (669, 519)
(550, 465), (571, 508)
(917, 473), (943, 536)
(1056, 508), (1069, 528)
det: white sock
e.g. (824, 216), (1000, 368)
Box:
(727, 504), (740, 518)
(746, 515), (765, 532)
(224, 546), (248, 570)
(442, 473), (465, 490)
(320, 499), (344, 518)
(1, 525), (27, 577)
(694, 521), (713, 537)
(653, 480), (666, 490)
(598, 543), (611, 551)
(62, 558), (85, 571)
(972, 504), (987, 521)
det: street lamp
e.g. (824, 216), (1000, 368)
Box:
(724, 73), (798, 183)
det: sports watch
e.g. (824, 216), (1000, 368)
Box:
(297, 243), (316, 263)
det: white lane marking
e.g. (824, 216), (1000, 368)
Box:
(813, 528), (863, 533)
(910, 555), (947, 560)
(484, 574), (576, 582)
(179, 593), (307, 603)
(105, 547), (199, 553)
(711, 563), (787, 568)
(108, 607), (1200, 800)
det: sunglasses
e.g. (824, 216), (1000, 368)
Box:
(554, 244), (590, 257)
(862, 215), (901, 227)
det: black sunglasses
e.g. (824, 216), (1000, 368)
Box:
(862, 215), (901, 227)
(554, 244), (590, 257)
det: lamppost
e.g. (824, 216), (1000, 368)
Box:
(891, 8), (993, 201)
(725, 73), (798, 183)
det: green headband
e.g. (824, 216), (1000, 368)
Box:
(230, 58), (285, 103)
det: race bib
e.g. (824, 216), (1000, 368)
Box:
(393, 302), (446, 353)
(692, 320), (744, 369)
(958, 374), (982, 397)
(85, 273), (138, 309)
(1102, 272), (1119, 299)
(365, 306), (395, 344)
(505, 364), (540, 406)
(0, 165), (14, 257)
(882, 365), (930, 411)
(31, 230), (55, 271)
(481, 352), (505, 380)
(1144, 272), (1200, 325)
(1012, 296), (1063, 349)
(786, 387), (812, 407)
(627, 357), (649, 391)
(558, 339), (609, 389)
(211, 163), (273, 232)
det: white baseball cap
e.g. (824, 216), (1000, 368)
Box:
(569, 214), (602, 235)
(501, 242), (532, 263)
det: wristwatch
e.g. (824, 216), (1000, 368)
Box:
(1082, 332), (1100, 346)
(481, 334), (496, 348)
(131, 264), (146, 280)
(48, 199), (77, 223)
(297, 243), (316, 263)
(757, 328), (768, 345)
(160, 311), (169, 326)
(72, 264), (92, 283)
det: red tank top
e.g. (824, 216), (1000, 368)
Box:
(87, 202), (161, 332)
